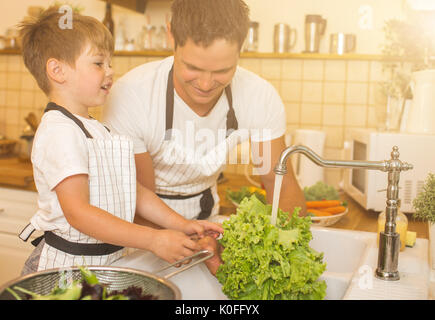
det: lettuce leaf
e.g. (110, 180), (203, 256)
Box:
(216, 195), (326, 300)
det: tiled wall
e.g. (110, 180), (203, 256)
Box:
(0, 53), (387, 187)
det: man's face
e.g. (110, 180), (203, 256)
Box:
(173, 38), (239, 109)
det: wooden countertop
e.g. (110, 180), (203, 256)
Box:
(217, 172), (429, 240)
(0, 156), (35, 191)
(0, 159), (428, 240)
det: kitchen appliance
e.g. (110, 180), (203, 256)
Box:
(329, 33), (356, 54)
(273, 23), (297, 53)
(405, 69), (435, 135)
(342, 128), (435, 212)
(304, 14), (327, 53)
(243, 21), (259, 52)
(287, 129), (326, 188)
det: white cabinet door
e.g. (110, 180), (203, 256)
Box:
(0, 232), (35, 285)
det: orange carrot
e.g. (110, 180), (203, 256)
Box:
(322, 206), (346, 214)
(306, 200), (342, 208)
(307, 209), (333, 217)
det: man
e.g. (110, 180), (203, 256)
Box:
(103, 0), (306, 224)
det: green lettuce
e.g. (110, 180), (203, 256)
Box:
(216, 195), (326, 300)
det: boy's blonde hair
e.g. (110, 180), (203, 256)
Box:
(18, 6), (114, 95)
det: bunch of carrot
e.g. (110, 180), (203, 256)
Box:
(306, 200), (347, 217)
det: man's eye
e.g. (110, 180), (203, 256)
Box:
(95, 62), (103, 67)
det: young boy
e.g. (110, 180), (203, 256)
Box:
(17, 6), (222, 275)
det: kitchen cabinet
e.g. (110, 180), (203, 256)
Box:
(0, 187), (39, 285)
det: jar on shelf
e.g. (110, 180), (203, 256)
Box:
(377, 210), (408, 251)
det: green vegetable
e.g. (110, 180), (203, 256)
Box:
(79, 266), (99, 285)
(413, 172), (435, 224)
(216, 195), (327, 300)
(303, 181), (340, 201)
(6, 267), (157, 300)
(226, 186), (267, 205)
(12, 283), (82, 300)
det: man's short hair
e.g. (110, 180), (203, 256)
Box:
(170, 0), (250, 49)
(18, 6), (114, 95)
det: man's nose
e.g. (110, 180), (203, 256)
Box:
(197, 72), (214, 91)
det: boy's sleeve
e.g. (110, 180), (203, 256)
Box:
(32, 122), (89, 191)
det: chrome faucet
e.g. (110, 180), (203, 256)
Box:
(274, 145), (413, 281)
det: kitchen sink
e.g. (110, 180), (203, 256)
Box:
(310, 226), (372, 300)
(310, 227), (370, 274)
(113, 223), (374, 300)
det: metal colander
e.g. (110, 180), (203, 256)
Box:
(0, 250), (213, 300)
(0, 266), (181, 300)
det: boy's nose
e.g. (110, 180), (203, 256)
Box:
(106, 66), (114, 77)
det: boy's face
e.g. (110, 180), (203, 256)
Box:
(65, 43), (113, 109)
(173, 38), (239, 109)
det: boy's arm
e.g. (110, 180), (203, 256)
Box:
(252, 136), (307, 216)
(54, 174), (200, 263)
(134, 182), (224, 236)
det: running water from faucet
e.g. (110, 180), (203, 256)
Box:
(271, 174), (283, 225)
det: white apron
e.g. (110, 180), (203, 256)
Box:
(19, 103), (136, 272)
(153, 66), (240, 220)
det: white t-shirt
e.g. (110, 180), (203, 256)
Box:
(104, 55), (285, 169)
(30, 110), (112, 232)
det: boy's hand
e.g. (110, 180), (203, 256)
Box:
(150, 229), (201, 264)
(182, 220), (224, 240)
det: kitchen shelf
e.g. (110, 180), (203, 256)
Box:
(0, 48), (400, 61)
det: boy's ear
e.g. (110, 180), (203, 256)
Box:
(46, 58), (67, 84)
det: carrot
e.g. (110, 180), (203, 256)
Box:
(306, 200), (342, 208)
(322, 206), (347, 215)
(307, 209), (332, 217)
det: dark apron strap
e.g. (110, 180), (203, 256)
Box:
(43, 231), (123, 256)
(157, 187), (215, 220)
(45, 102), (94, 138)
(44, 102), (110, 137)
(164, 65), (238, 140)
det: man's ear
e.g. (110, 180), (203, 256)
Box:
(46, 58), (67, 84)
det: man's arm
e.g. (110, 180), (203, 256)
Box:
(133, 152), (159, 227)
(252, 136), (307, 216)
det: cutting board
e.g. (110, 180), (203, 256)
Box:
(0, 157), (35, 190)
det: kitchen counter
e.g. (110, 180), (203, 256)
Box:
(0, 159), (428, 239)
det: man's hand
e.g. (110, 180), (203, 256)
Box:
(197, 236), (224, 276)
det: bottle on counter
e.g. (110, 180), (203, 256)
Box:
(102, 2), (115, 36)
(377, 210), (408, 251)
